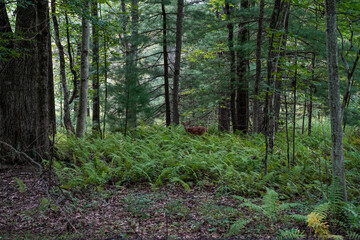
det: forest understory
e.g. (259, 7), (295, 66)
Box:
(2, 124), (360, 240)
(1, 166), (317, 240)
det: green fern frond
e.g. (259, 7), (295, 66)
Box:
(348, 232), (360, 240)
(275, 228), (305, 240)
(226, 219), (251, 237)
(286, 214), (307, 223)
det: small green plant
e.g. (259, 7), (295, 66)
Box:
(275, 228), (305, 240)
(226, 218), (251, 237)
(14, 177), (27, 193)
(165, 199), (191, 219)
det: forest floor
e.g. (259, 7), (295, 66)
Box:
(0, 166), (316, 240)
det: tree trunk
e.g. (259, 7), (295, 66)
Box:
(0, 0), (54, 161)
(325, 0), (347, 201)
(218, 99), (230, 132)
(225, 1), (237, 133)
(265, 0), (282, 149)
(308, 54), (316, 136)
(253, 0), (264, 134)
(236, 0), (249, 134)
(172, 0), (184, 125)
(92, 0), (101, 136)
(76, 1), (91, 138)
(65, 14), (79, 107)
(162, 0), (171, 126)
(292, 39), (298, 166)
(51, 0), (74, 133)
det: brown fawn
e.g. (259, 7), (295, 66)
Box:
(181, 122), (208, 136)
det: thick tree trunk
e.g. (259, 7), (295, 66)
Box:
(172, 0), (184, 125)
(76, 1), (91, 138)
(162, 1), (171, 126)
(0, 0), (54, 161)
(218, 99), (230, 132)
(92, 0), (101, 136)
(325, 0), (347, 201)
(253, 0), (264, 134)
(51, 0), (74, 133)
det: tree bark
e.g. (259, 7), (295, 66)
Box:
(76, 1), (91, 138)
(65, 14), (79, 106)
(51, 0), (74, 133)
(235, 0), (249, 134)
(325, 0), (347, 201)
(92, 0), (101, 136)
(0, 0), (54, 161)
(162, 0), (171, 126)
(225, 1), (237, 133)
(253, 0), (264, 134)
(265, 0), (282, 149)
(218, 99), (230, 132)
(172, 0), (184, 125)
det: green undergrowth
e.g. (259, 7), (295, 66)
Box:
(52, 123), (360, 200)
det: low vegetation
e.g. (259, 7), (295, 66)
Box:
(18, 122), (356, 239)
(1, 123), (359, 239)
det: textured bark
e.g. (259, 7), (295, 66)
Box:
(172, 0), (184, 125)
(65, 14), (78, 106)
(235, 0), (249, 134)
(76, 1), (91, 138)
(92, 0), (101, 135)
(265, 0), (281, 150)
(0, 0), (54, 161)
(225, 1), (236, 133)
(253, 0), (264, 134)
(325, 0), (347, 201)
(51, 0), (74, 133)
(162, 0), (171, 126)
(218, 99), (230, 132)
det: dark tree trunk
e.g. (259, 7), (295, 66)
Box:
(273, 1), (290, 132)
(225, 1), (237, 133)
(265, 0), (282, 150)
(92, 0), (101, 136)
(218, 99), (230, 132)
(236, 0), (249, 134)
(51, 0), (74, 133)
(162, 0), (171, 126)
(172, 0), (184, 125)
(65, 14), (79, 107)
(0, 0), (54, 161)
(253, 0), (264, 134)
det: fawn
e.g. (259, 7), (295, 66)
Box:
(181, 122), (208, 136)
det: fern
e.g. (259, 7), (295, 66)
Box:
(226, 218), (251, 237)
(307, 211), (332, 239)
(348, 232), (360, 240)
(14, 177), (27, 193)
(275, 229), (305, 240)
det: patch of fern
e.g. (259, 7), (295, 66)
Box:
(53, 124), (360, 200)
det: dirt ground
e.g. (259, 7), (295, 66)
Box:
(0, 165), (314, 240)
